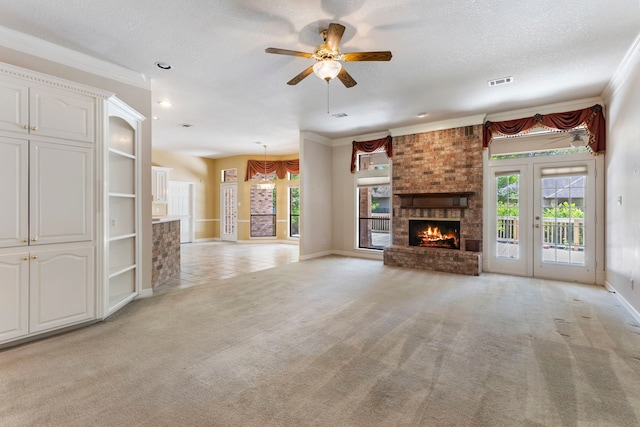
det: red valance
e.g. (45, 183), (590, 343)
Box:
(350, 135), (393, 173)
(245, 159), (299, 181)
(483, 104), (606, 154)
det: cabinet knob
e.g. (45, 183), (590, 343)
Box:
(22, 238), (28, 243)
(31, 237), (38, 242)
(22, 124), (28, 129)
(31, 255), (38, 260)
(31, 126), (38, 131)
(22, 256), (29, 261)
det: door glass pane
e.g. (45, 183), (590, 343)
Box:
(540, 175), (586, 265)
(496, 173), (520, 259)
(223, 187), (236, 235)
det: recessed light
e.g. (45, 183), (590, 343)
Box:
(178, 123), (194, 128)
(152, 116), (159, 120)
(417, 112), (428, 118)
(158, 100), (172, 108)
(155, 62), (172, 70)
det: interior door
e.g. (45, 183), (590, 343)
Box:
(487, 155), (598, 284)
(220, 183), (237, 242)
(168, 181), (194, 243)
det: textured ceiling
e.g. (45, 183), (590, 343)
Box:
(0, 0), (638, 158)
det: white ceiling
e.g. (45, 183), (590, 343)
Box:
(0, 1), (638, 158)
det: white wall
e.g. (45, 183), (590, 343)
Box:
(604, 39), (640, 317)
(299, 132), (333, 259)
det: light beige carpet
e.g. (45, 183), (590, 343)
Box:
(1, 256), (640, 426)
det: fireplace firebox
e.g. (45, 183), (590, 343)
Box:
(409, 219), (460, 250)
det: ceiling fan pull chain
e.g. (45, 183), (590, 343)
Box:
(326, 80), (330, 114)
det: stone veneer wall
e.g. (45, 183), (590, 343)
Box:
(152, 219), (181, 287)
(384, 125), (484, 275)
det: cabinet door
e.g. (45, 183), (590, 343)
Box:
(29, 86), (95, 143)
(0, 251), (29, 343)
(0, 77), (29, 135)
(0, 137), (28, 248)
(30, 141), (93, 245)
(29, 245), (95, 333)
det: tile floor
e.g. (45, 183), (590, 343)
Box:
(153, 241), (300, 295)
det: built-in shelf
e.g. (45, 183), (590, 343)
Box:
(109, 192), (136, 198)
(395, 192), (475, 209)
(109, 233), (136, 242)
(108, 147), (136, 159)
(109, 264), (137, 278)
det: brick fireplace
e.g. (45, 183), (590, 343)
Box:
(383, 125), (483, 276)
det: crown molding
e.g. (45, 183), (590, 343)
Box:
(0, 61), (113, 99)
(0, 25), (149, 90)
(602, 32), (640, 102)
(389, 114), (486, 137)
(484, 97), (604, 123)
(331, 130), (391, 147)
(300, 131), (333, 146)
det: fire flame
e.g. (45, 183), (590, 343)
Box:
(417, 226), (458, 247)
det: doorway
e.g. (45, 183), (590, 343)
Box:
(486, 153), (602, 284)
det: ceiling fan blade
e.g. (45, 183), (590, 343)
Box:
(287, 65), (315, 85)
(342, 51), (393, 61)
(337, 67), (357, 88)
(265, 47), (313, 58)
(325, 23), (346, 52)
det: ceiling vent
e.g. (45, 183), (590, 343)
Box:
(488, 76), (513, 87)
(178, 123), (194, 128)
(332, 112), (348, 118)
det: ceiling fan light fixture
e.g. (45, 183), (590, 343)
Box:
(313, 60), (342, 81)
(569, 134), (587, 148)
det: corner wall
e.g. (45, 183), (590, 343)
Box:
(604, 40), (640, 318)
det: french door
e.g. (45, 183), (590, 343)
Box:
(487, 154), (600, 284)
(220, 183), (237, 242)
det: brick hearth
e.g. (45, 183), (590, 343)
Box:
(384, 125), (483, 276)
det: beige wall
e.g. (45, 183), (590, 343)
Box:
(0, 46), (154, 291)
(152, 151), (299, 241)
(605, 48), (640, 315)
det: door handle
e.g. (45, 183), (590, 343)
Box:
(535, 224), (540, 228)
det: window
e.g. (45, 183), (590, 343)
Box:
(288, 172), (300, 180)
(222, 168), (237, 182)
(289, 186), (300, 238)
(495, 173), (520, 259)
(356, 151), (391, 250)
(250, 186), (276, 237)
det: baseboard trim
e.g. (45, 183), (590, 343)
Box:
(332, 250), (383, 261)
(605, 280), (640, 324)
(136, 288), (154, 299)
(299, 250), (333, 261)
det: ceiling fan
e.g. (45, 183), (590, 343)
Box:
(547, 129), (589, 148)
(265, 22), (392, 88)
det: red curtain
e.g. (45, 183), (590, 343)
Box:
(350, 135), (393, 173)
(245, 159), (299, 181)
(483, 104), (606, 154)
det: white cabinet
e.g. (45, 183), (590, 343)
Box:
(152, 166), (171, 203)
(0, 62), (108, 346)
(0, 137), (92, 248)
(0, 245), (94, 343)
(0, 250), (29, 343)
(105, 97), (144, 316)
(0, 75), (95, 143)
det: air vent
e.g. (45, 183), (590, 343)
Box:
(178, 123), (194, 128)
(488, 76), (513, 87)
(332, 112), (348, 118)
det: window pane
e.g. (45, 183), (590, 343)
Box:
(496, 174), (520, 259)
(222, 168), (237, 182)
(289, 186), (300, 238)
(358, 152), (390, 171)
(540, 175), (586, 265)
(358, 186), (390, 250)
(250, 186), (276, 237)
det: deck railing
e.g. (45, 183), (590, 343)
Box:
(497, 216), (584, 248)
